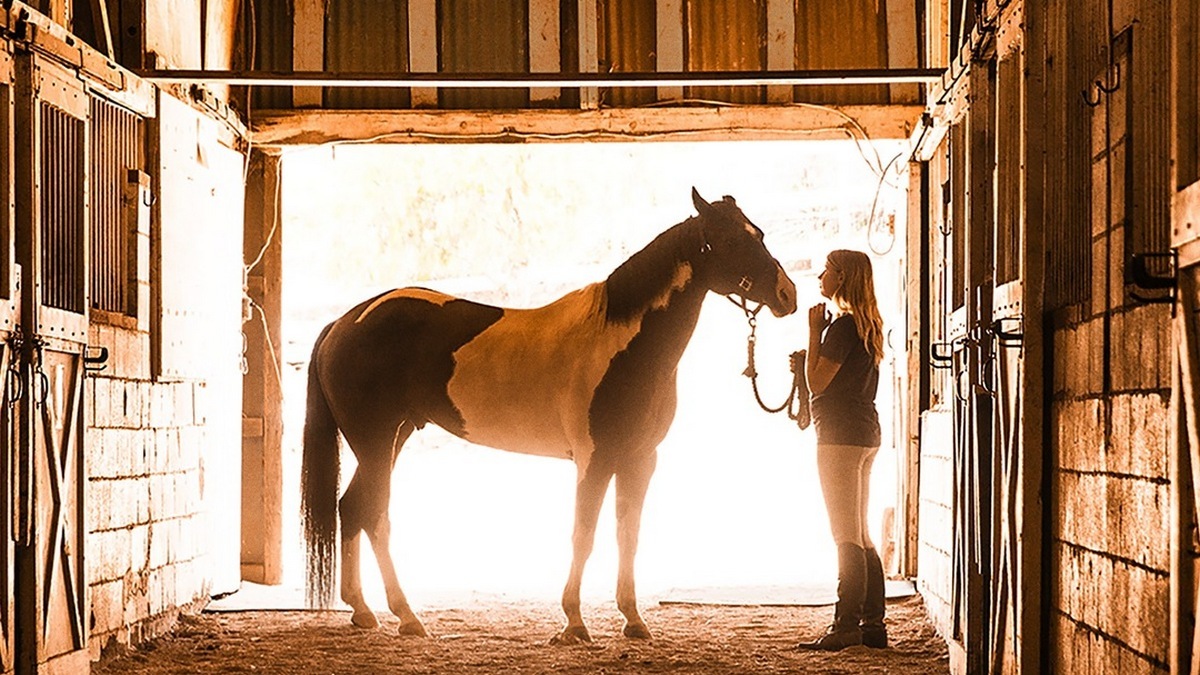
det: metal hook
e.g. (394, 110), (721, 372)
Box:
(1082, 61), (1121, 107)
(1097, 61), (1121, 94)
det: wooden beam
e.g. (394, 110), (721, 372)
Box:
(1176, 270), (1200, 675)
(1016, 1), (1046, 672)
(292, 0), (325, 107)
(249, 104), (924, 146)
(1172, 278), (1197, 674)
(408, 0), (438, 108)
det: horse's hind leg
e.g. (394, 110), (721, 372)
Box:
(338, 465), (383, 629)
(364, 422), (426, 636)
(341, 422), (427, 635)
(338, 420), (403, 629)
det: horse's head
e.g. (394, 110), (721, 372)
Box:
(690, 188), (797, 318)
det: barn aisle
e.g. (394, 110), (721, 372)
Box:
(93, 594), (948, 674)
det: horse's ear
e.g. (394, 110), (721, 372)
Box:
(692, 187), (714, 215)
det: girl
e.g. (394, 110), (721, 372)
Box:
(797, 249), (887, 651)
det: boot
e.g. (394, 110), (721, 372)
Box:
(861, 547), (888, 648)
(797, 543), (866, 651)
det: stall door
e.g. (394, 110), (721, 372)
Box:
(951, 77), (996, 673)
(985, 25), (1033, 674)
(0, 42), (18, 675)
(13, 53), (89, 675)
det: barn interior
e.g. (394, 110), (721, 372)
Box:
(0, 0), (1197, 674)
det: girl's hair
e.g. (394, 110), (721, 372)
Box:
(827, 249), (884, 366)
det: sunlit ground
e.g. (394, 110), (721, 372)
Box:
(275, 139), (909, 608)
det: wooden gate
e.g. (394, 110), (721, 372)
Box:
(13, 51), (89, 675)
(0, 37), (17, 675)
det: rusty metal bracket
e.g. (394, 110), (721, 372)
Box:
(1129, 251), (1177, 305)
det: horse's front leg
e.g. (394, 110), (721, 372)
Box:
(551, 464), (612, 645)
(614, 450), (657, 639)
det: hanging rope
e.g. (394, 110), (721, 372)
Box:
(729, 295), (811, 429)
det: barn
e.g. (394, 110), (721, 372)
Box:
(0, 0), (1193, 673)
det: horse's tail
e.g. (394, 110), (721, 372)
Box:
(302, 323), (339, 609)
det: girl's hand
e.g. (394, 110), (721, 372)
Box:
(808, 303), (830, 333)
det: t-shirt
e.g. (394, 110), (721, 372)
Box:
(811, 314), (881, 447)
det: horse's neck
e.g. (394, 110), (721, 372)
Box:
(603, 220), (705, 324)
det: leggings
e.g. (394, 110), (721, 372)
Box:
(816, 443), (880, 548)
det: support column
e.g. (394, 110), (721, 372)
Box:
(241, 150), (284, 585)
(529, 0), (561, 105)
(293, 0), (325, 107)
(765, 0), (793, 104)
(656, 0), (682, 103)
(409, 0), (438, 108)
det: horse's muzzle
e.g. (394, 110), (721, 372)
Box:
(769, 269), (798, 317)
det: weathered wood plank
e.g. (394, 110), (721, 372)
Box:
(250, 104), (924, 146)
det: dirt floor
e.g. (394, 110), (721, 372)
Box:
(94, 594), (949, 674)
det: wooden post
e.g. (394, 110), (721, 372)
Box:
(655, 0), (682, 103)
(292, 0), (325, 108)
(409, 0), (438, 108)
(577, 0), (599, 109)
(241, 150), (284, 585)
(885, 0), (919, 103)
(529, 0), (560, 105)
(1017, 2), (1047, 671)
(765, 0), (793, 104)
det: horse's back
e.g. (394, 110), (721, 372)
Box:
(316, 287), (505, 440)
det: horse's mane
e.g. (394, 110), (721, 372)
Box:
(604, 217), (702, 323)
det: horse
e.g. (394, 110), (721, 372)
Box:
(301, 188), (798, 644)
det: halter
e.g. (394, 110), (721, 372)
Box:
(728, 294), (811, 428)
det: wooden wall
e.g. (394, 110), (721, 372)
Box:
(909, 0), (1177, 672)
(1040, 0), (1173, 671)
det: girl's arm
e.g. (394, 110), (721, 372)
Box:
(805, 304), (843, 395)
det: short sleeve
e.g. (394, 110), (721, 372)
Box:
(821, 316), (857, 365)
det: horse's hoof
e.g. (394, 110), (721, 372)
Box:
(396, 620), (428, 638)
(351, 610), (380, 629)
(549, 625), (592, 645)
(623, 622), (652, 640)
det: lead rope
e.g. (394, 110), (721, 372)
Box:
(728, 295), (812, 429)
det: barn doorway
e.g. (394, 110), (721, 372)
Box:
(270, 139), (909, 609)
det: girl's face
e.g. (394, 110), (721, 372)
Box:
(818, 258), (843, 300)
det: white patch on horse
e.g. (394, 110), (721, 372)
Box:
(448, 264), (693, 477)
(355, 288), (453, 323)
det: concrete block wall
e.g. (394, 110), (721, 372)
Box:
(84, 322), (222, 658)
(1049, 303), (1172, 674)
(917, 409), (954, 638)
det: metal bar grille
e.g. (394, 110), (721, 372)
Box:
(89, 96), (141, 316)
(38, 103), (85, 315)
(950, 121), (966, 311)
(1046, 0), (1101, 310)
(995, 52), (1021, 285)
